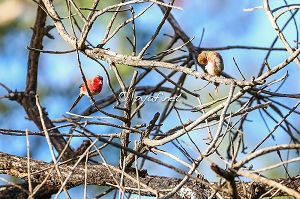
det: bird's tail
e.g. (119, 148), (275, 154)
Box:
(214, 82), (219, 94)
(69, 94), (83, 112)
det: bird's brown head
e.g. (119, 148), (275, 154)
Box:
(197, 51), (208, 66)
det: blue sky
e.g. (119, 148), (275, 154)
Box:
(0, 0), (300, 198)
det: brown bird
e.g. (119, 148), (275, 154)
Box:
(198, 51), (224, 93)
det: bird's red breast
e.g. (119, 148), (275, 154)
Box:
(80, 75), (103, 96)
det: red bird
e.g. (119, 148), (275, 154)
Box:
(69, 75), (104, 111)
